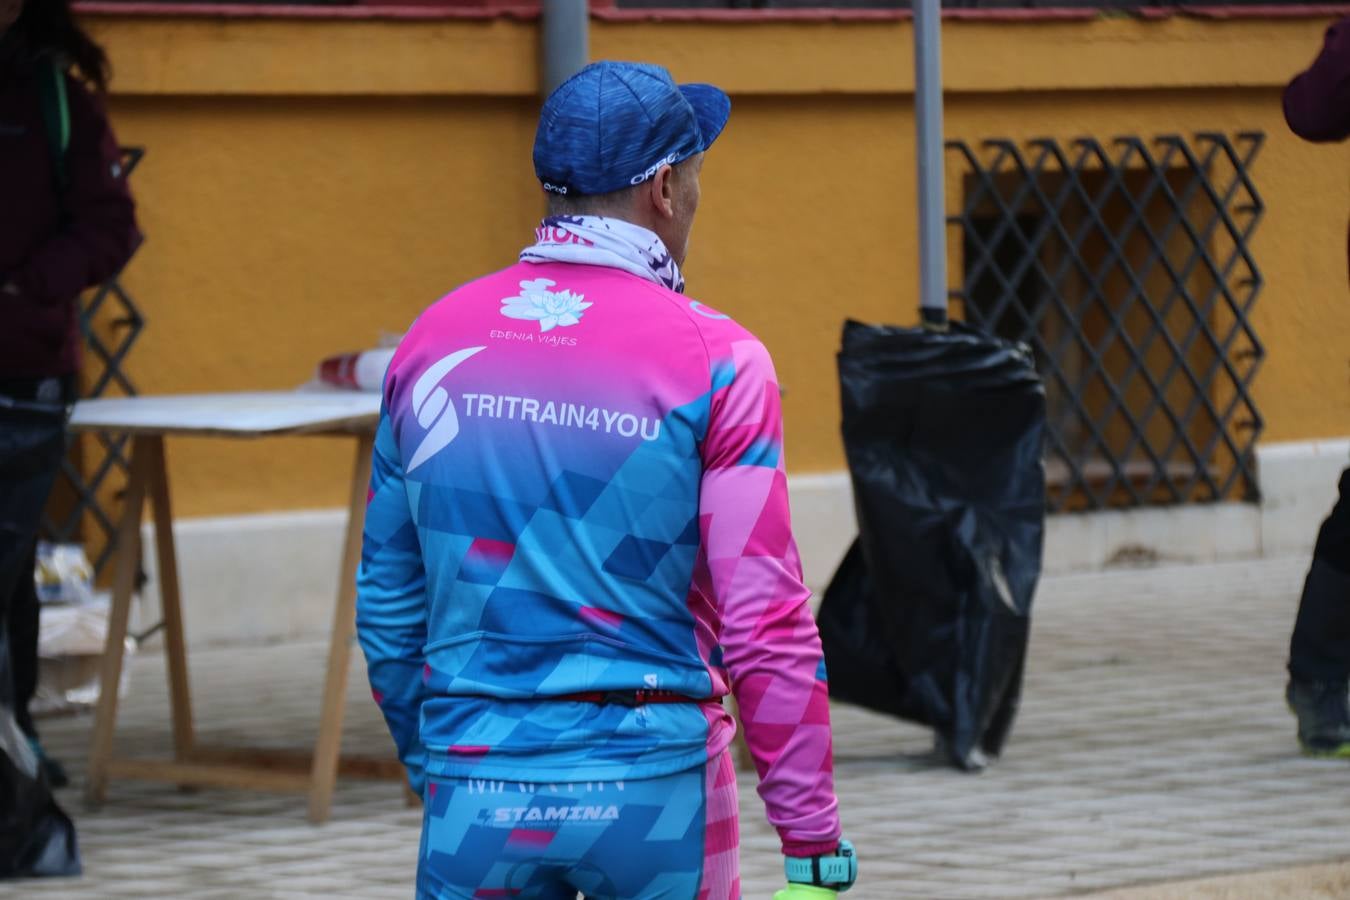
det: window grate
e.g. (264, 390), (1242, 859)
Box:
(615, 0), (1318, 9)
(947, 133), (1264, 512)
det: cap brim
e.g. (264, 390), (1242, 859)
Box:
(679, 83), (731, 154)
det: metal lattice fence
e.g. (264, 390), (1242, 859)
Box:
(41, 147), (146, 574)
(616, 0), (1311, 8)
(946, 133), (1264, 512)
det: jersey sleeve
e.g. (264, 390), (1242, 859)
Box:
(355, 407), (429, 795)
(698, 334), (842, 856)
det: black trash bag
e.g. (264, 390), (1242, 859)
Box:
(818, 319), (1046, 772)
(0, 399), (80, 879)
(0, 655), (80, 879)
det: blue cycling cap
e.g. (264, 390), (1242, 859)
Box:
(533, 60), (731, 197)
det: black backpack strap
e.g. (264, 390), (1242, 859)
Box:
(36, 56), (72, 202)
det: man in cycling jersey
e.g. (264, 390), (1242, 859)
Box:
(357, 60), (855, 900)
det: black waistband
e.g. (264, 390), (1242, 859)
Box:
(556, 690), (712, 708)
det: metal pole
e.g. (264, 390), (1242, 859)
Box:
(913, 0), (948, 330)
(541, 0), (590, 96)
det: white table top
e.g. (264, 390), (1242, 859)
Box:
(69, 391), (381, 437)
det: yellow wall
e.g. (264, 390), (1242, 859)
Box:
(84, 12), (1350, 518)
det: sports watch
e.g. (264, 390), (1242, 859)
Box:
(783, 839), (857, 892)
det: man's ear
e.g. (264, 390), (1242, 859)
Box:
(647, 165), (677, 220)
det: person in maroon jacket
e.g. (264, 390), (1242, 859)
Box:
(1282, 17), (1350, 759)
(0, 0), (140, 787)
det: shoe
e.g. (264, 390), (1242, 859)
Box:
(1286, 680), (1350, 758)
(42, 752), (70, 789)
(26, 736), (70, 789)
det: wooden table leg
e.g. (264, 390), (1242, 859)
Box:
(307, 432), (375, 824)
(85, 434), (152, 807)
(145, 436), (196, 761)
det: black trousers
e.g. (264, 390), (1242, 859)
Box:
(1289, 466), (1350, 684)
(0, 381), (71, 741)
(5, 548), (41, 737)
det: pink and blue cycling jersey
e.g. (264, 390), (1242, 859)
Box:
(356, 257), (841, 855)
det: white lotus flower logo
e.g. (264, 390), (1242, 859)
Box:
(500, 279), (592, 332)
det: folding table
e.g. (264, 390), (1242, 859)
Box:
(73, 391), (396, 823)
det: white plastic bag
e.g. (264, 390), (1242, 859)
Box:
(34, 590), (136, 716)
(33, 542), (95, 606)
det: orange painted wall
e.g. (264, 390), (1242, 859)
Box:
(82, 11), (1349, 517)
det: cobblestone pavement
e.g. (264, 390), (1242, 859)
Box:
(6, 555), (1350, 899)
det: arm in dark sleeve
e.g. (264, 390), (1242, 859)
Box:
(8, 75), (142, 304)
(1284, 18), (1350, 142)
